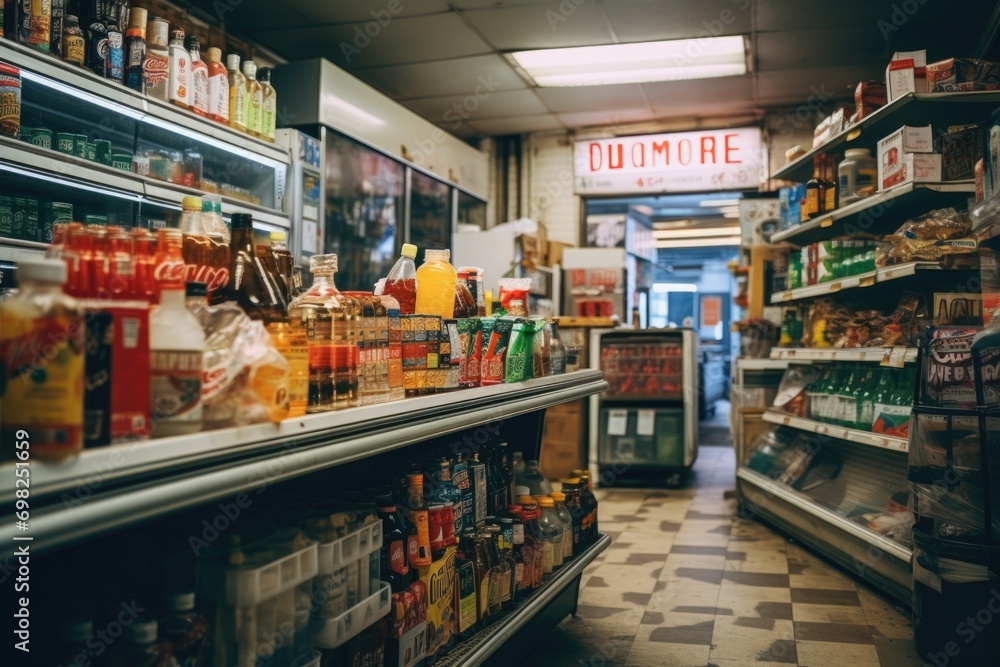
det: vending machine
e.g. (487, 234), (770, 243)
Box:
(589, 328), (699, 483)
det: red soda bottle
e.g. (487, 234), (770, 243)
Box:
(130, 228), (157, 302)
(153, 228), (187, 302)
(107, 226), (135, 300)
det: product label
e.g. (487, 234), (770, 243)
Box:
(517, 546), (533, 591)
(419, 547), (456, 657)
(231, 81), (247, 127)
(62, 34), (85, 64)
(28, 0), (51, 50)
(872, 403), (910, 438)
(513, 524), (524, 545)
(389, 538), (407, 575)
(169, 51), (189, 104)
(403, 508), (431, 567)
(563, 527), (573, 559)
(209, 72), (229, 120)
(183, 262), (229, 293)
(542, 542), (554, 574)
(263, 95), (276, 138)
(191, 64), (208, 113)
(0, 313), (84, 451)
(471, 464), (487, 525)
(514, 563), (524, 590)
(144, 53), (169, 99)
(150, 349), (202, 424)
(247, 89), (262, 133)
(456, 562), (477, 633)
(499, 565), (512, 604)
(106, 31), (123, 80)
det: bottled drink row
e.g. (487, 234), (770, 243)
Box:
(36, 439), (601, 667)
(0, 198), (568, 460)
(805, 365), (916, 437)
(2, 0), (278, 141)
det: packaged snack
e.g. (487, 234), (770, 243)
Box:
(418, 547), (456, 661)
(498, 278), (531, 316)
(457, 318), (482, 387)
(920, 327), (982, 407)
(505, 319), (540, 383)
(481, 317), (514, 385)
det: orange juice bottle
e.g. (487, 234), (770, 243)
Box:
(414, 248), (457, 318)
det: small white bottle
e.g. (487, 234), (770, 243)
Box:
(151, 230), (205, 437)
(167, 28), (191, 110)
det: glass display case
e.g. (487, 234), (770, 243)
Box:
(323, 130), (404, 291)
(0, 44), (291, 261)
(458, 189), (487, 229)
(409, 170), (452, 250)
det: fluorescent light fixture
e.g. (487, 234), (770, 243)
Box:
(22, 70), (145, 120)
(0, 163), (143, 202)
(510, 36), (747, 87)
(652, 283), (698, 293)
(653, 226), (742, 239)
(656, 236), (742, 248)
(699, 199), (740, 208)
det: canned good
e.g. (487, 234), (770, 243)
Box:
(111, 151), (132, 171)
(428, 503), (448, 552)
(0, 197), (13, 237)
(0, 62), (21, 139)
(94, 140), (112, 165)
(84, 214), (107, 226)
(41, 202), (72, 244)
(29, 128), (53, 150)
(73, 134), (87, 159)
(55, 132), (76, 154)
(85, 142), (96, 162)
(19, 126), (34, 141)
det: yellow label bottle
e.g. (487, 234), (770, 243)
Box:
(259, 66), (277, 142)
(226, 53), (247, 133)
(242, 60), (262, 139)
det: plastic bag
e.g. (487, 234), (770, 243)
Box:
(772, 364), (821, 417)
(498, 278), (531, 316)
(192, 302), (290, 428)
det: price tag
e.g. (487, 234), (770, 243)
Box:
(819, 217), (833, 228)
(607, 409), (628, 436)
(782, 291), (793, 302)
(782, 416), (791, 426)
(859, 275), (876, 287)
(637, 410), (656, 436)
(847, 128), (862, 141)
(879, 346), (909, 369)
(787, 349), (797, 357)
(829, 282), (842, 292)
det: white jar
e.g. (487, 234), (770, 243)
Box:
(838, 148), (877, 206)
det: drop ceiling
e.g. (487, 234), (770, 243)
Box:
(192, 0), (997, 140)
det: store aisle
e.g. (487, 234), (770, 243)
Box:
(525, 447), (924, 667)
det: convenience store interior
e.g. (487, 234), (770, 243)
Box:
(4, 0), (1000, 666)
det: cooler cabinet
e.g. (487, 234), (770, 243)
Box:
(589, 328), (699, 483)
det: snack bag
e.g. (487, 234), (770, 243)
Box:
(481, 317), (515, 385)
(419, 547), (456, 661)
(505, 319), (536, 383)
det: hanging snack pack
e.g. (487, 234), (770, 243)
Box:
(505, 319), (539, 383)
(481, 317), (515, 385)
(457, 318), (482, 387)
(920, 327), (998, 407)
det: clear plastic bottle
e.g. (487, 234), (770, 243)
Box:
(0, 259), (84, 461)
(384, 243), (418, 315)
(538, 496), (564, 573)
(523, 459), (552, 496)
(185, 35), (208, 117)
(242, 60), (263, 139)
(551, 492), (574, 561)
(549, 319), (567, 375)
(150, 231), (205, 437)
(226, 53), (248, 133)
(415, 248), (457, 318)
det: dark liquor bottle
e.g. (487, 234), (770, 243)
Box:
(227, 213), (286, 322)
(103, 0), (123, 83)
(455, 536), (480, 640)
(496, 518), (516, 612)
(81, 0), (107, 77)
(376, 494), (411, 593)
(469, 453), (487, 529)
(122, 6), (146, 92)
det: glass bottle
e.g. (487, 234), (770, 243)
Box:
(122, 7), (146, 91)
(415, 248), (457, 318)
(518, 496), (544, 590)
(185, 35), (209, 117)
(470, 453), (488, 528)
(454, 270), (477, 318)
(537, 496), (563, 574)
(575, 470), (599, 546)
(0, 259), (84, 461)
(242, 59), (262, 138)
(496, 517), (516, 611)
(551, 491), (574, 561)
(61, 14), (85, 66)
(455, 536), (480, 639)
(167, 29), (191, 109)
(110, 619), (164, 667)
(373, 293), (390, 398)
(549, 319), (566, 374)
(205, 47), (230, 124)
(150, 231), (205, 437)
(384, 243), (418, 315)
(822, 153), (838, 213)
(511, 451), (526, 487)
(290, 255), (334, 412)
(430, 458), (463, 540)
(403, 473), (432, 568)
(803, 155), (822, 220)
(226, 53), (248, 133)
(82, 0), (107, 76)
(103, 0), (123, 83)
(452, 455), (473, 535)
(484, 526), (504, 618)
(376, 494), (411, 593)
(143, 17), (170, 101)
(160, 592), (210, 666)
(227, 213), (286, 321)
(268, 230), (293, 303)
(27, 0), (52, 52)
(344, 291), (377, 405)
(507, 504), (529, 601)
(498, 441), (514, 511)
(561, 478), (583, 552)
(523, 459), (550, 496)
(258, 66), (277, 142)
(484, 443), (502, 517)
(49, 0), (64, 56)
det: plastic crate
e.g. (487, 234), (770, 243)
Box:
(317, 520), (383, 575)
(313, 580), (392, 649)
(200, 541), (319, 606)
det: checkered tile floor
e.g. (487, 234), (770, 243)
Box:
(523, 447), (922, 666)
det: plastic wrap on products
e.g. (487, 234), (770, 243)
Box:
(498, 278), (531, 316)
(772, 365), (822, 417)
(876, 208), (975, 266)
(921, 327), (985, 407)
(913, 543), (994, 584)
(871, 291), (927, 348)
(191, 302), (291, 427)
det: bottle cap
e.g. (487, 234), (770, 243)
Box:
(572, 469), (587, 477)
(186, 282), (208, 298)
(258, 67), (272, 81)
(127, 7), (147, 30)
(166, 592), (196, 612)
(17, 259), (67, 284)
(458, 270), (469, 279)
(182, 195), (202, 211)
(242, 60), (257, 77)
(515, 485), (530, 497)
(408, 473), (424, 484)
(551, 492), (566, 502)
(184, 35), (201, 52)
(425, 248), (450, 261)
(401, 243), (417, 258)
(538, 497), (555, 508)
(270, 231), (287, 242)
(206, 47), (222, 62)
(147, 18), (169, 46)
(309, 253), (338, 274)
(226, 53), (241, 70)
(170, 28), (185, 42)
(560, 477), (581, 486)
(517, 496), (536, 506)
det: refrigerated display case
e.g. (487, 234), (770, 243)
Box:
(589, 328), (698, 482)
(276, 128), (324, 274)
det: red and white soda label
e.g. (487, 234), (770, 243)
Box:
(389, 539), (408, 575)
(184, 263), (229, 292)
(151, 349), (202, 425)
(153, 258), (186, 291)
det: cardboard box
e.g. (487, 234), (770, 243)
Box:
(518, 222), (548, 268)
(547, 240), (574, 268)
(938, 125), (985, 182)
(927, 58), (1000, 92)
(855, 81), (887, 120)
(83, 301), (151, 447)
(878, 127), (940, 190)
(540, 401), (586, 480)
(886, 50), (927, 102)
(881, 125), (935, 154)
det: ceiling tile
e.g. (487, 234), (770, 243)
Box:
(250, 14), (492, 68)
(534, 84), (649, 113)
(644, 76), (755, 110)
(281, 0), (452, 24)
(462, 2), (614, 50)
(756, 27), (888, 72)
(755, 0), (897, 32)
(556, 108), (660, 130)
(402, 90), (549, 124)
(467, 114), (564, 135)
(756, 65), (883, 105)
(351, 55), (527, 99)
(603, 0), (752, 42)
